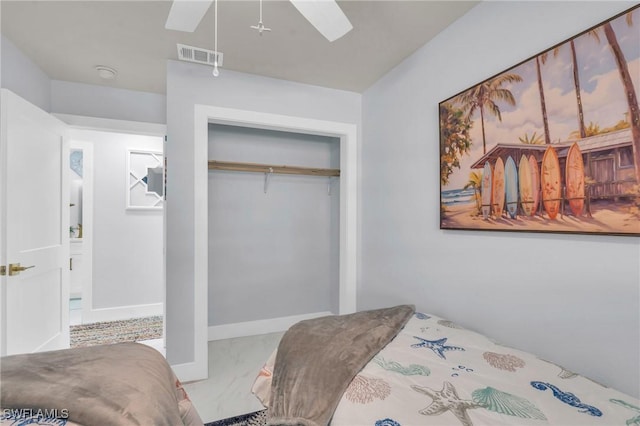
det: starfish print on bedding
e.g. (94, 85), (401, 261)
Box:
(412, 336), (465, 359)
(412, 381), (481, 426)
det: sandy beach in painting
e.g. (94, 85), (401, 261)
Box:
(441, 201), (639, 235)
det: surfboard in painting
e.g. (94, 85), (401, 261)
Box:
(565, 142), (585, 217)
(492, 157), (505, 218)
(529, 155), (540, 216)
(504, 156), (518, 219)
(481, 162), (492, 220)
(519, 155), (534, 216)
(541, 146), (561, 220)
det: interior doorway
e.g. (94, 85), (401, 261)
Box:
(176, 104), (357, 381)
(68, 140), (91, 327)
(57, 116), (167, 352)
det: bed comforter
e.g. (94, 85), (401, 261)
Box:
(267, 305), (414, 426)
(0, 342), (204, 426)
(253, 309), (640, 426)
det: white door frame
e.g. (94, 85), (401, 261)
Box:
(68, 139), (93, 316)
(184, 105), (358, 380)
(52, 114), (167, 324)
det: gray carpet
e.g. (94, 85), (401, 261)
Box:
(70, 316), (163, 347)
(206, 410), (267, 426)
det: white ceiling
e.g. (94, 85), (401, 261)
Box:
(0, 1), (478, 94)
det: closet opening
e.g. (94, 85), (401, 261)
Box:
(208, 124), (341, 328)
(188, 104), (357, 382)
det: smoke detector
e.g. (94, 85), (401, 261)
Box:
(177, 44), (223, 67)
(95, 65), (117, 80)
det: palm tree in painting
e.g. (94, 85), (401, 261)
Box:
(602, 15), (640, 186)
(463, 170), (483, 214)
(569, 122), (603, 140)
(458, 73), (523, 155)
(568, 38), (589, 139)
(538, 33), (592, 140)
(578, 11), (640, 184)
(439, 102), (473, 186)
(535, 55), (552, 144)
(603, 118), (631, 133)
(519, 131), (544, 145)
(535, 48), (562, 144)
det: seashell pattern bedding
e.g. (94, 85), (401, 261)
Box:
(253, 312), (640, 425)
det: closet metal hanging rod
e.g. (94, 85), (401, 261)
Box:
(208, 160), (340, 177)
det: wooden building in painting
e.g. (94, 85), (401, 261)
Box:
(470, 128), (636, 201)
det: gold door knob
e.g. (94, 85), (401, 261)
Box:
(8, 263), (35, 276)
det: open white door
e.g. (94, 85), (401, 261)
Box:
(0, 89), (70, 356)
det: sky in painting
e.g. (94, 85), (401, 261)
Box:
(442, 6), (640, 191)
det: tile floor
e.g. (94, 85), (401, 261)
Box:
(184, 332), (284, 423)
(69, 298), (82, 326)
(70, 298), (279, 423)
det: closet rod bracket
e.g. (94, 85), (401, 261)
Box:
(264, 167), (273, 194)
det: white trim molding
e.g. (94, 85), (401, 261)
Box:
(190, 104), (358, 381)
(53, 113), (166, 136)
(208, 311), (333, 341)
(80, 302), (163, 324)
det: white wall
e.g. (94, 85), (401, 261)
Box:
(70, 129), (163, 316)
(1, 35), (51, 111)
(51, 80), (166, 124)
(0, 37), (166, 124)
(208, 124), (339, 325)
(1, 36), (167, 320)
(361, 1), (640, 398)
(166, 60), (361, 365)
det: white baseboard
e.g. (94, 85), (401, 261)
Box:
(208, 311), (333, 341)
(82, 302), (163, 324)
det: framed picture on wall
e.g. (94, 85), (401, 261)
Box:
(126, 149), (164, 210)
(439, 4), (639, 236)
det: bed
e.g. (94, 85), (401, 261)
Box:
(252, 305), (640, 426)
(0, 342), (204, 426)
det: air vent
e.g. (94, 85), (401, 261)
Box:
(177, 44), (223, 67)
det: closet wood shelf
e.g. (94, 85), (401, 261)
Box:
(208, 160), (340, 177)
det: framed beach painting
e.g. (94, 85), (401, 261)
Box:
(439, 4), (640, 236)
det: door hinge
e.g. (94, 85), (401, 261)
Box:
(0, 265), (5, 276)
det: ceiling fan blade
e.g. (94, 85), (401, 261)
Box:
(165, 0), (213, 32)
(289, 0), (353, 42)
